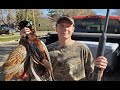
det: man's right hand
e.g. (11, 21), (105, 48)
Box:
(20, 27), (31, 37)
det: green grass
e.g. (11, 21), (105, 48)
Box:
(0, 34), (20, 42)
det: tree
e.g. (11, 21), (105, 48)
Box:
(47, 9), (96, 21)
(16, 9), (43, 31)
(112, 9), (120, 16)
(47, 9), (56, 17)
(47, 9), (96, 29)
(0, 9), (7, 25)
(6, 9), (16, 28)
(0, 9), (16, 28)
(16, 9), (26, 24)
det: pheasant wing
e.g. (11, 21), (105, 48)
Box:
(2, 44), (27, 81)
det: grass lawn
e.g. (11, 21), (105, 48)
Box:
(0, 34), (20, 42)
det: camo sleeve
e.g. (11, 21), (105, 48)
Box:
(82, 45), (95, 80)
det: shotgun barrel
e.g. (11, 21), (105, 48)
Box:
(95, 9), (110, 81)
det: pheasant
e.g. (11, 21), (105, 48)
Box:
(2, 32), (54, 81)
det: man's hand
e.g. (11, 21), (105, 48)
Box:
(20, 27), (31, 37)
(94, 56), (108, 71)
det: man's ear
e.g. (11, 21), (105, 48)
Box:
(72, 26), (75, 32)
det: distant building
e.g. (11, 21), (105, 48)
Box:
(73, 15), (120, 34)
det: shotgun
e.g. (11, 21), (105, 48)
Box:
(95, 9), (110, 81)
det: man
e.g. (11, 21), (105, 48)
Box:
(46, 15), (108, 81)
(20, 16), (108, 81)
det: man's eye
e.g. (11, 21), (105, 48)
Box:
(66, 26), (70, 27)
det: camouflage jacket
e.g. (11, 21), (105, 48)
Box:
(47, 41), (96, 81)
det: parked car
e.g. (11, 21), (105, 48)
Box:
(0, 26), (16, 35)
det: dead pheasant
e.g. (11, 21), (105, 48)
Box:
(2, 20), (54, 81)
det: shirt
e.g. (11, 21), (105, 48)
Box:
(47, 41), (96, 81)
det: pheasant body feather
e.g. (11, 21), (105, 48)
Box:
(2, 33), (54, 81)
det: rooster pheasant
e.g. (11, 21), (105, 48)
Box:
(2, 21), (54, 81)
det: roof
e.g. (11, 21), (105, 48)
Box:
(72, 15), (120, 21)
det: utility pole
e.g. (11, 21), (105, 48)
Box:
(32, 9), (37, 35)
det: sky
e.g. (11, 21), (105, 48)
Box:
(43, 9), (116, 16)
(92, 9), (115, 15)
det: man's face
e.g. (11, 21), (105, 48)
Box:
(56, 19), (75, 39)
(20, 27), (31, 37)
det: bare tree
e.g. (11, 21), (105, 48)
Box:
(48, 9), (96, 21)
(7, 9), (16, 26)
(0, 9), (7, 24)
(55, 9), (95, 16)
(16, 9), (43, 22)
(112, 9), (120, 16)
